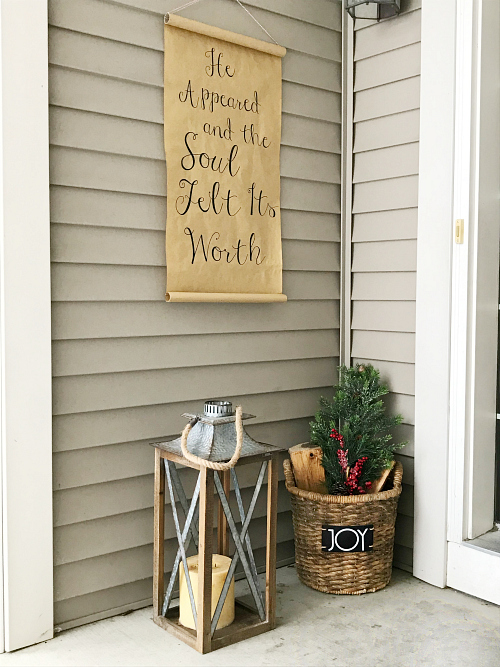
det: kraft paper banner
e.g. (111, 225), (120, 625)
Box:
(164, 15), (287, 303)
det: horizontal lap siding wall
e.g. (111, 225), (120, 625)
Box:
(48, 0), (342, 629)
(351, 1), (421, 572)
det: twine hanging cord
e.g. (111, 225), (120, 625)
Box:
(181, 405), (244, 470)
(165, 0), (279, 45)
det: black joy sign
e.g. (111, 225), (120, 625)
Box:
(321, 525), (374, 553)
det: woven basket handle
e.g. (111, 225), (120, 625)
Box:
(391, 459), (403, 491)
(283, 458), (403, 503)
(283, 458), (296, 490)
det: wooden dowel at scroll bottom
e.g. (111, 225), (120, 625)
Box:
(166, 292), (288, 303)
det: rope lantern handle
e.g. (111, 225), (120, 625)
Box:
(180, 405), (244, 471)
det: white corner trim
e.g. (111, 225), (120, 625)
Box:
(1, 0), (53, 651)
(414, 0), (457, 588)
(340, 2), (353, 367)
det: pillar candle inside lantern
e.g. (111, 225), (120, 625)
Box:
(179, 554), (235, 630)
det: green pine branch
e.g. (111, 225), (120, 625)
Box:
(310, 364), (407, 495)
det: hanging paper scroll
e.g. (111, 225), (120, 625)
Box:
(164, 14), (287, 303)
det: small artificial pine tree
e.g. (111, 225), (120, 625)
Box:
(310, 364), (406, 495)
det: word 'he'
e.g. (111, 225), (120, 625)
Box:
(205, 48), (235, 78)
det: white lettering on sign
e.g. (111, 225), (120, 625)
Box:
(321, 524), (374, 553)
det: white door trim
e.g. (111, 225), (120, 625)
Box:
(446, 0), (500, 605)
(413, 0), (457, 588)
(448, 0), (500, 544)
(447, 0), (477, 548)
(1, 0), (53, 651)
(416, 0), (500, 600)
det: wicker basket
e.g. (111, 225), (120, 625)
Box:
(284, 459), (403, 595)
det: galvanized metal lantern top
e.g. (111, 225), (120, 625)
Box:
(203, 400), (233, 418)
(158, 400), (281, 463)
(346, 0), (400, 20)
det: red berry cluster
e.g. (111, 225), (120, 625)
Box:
(330, 427), (372, 495)
(329, 427), (344, 447)
(337, 448), (348, 472)
(346, 456), (368, 494)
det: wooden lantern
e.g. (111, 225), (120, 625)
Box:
(152, 401), (283, 654)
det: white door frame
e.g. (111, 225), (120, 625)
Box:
(1, 0), (53, 651)
(416, 0), (500, 602)
(448, 0), (499, 546)
(446, 0), (500, 605)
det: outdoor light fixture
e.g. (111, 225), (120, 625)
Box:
(346, 0), (401, 21)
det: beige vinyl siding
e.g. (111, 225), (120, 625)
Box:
(49, 0), (342, 629)
(351, 2), (421, 573)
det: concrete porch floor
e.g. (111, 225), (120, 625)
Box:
(1, 567), (499, 667)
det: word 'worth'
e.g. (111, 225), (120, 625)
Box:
(184, 228), (265, 265)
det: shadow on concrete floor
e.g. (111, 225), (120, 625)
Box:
(0, 567), (499, 667)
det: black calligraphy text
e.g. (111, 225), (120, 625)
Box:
(205, 48), (235, 78)
(184, 228), (265, 266)
(181, 132), (240, 177)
